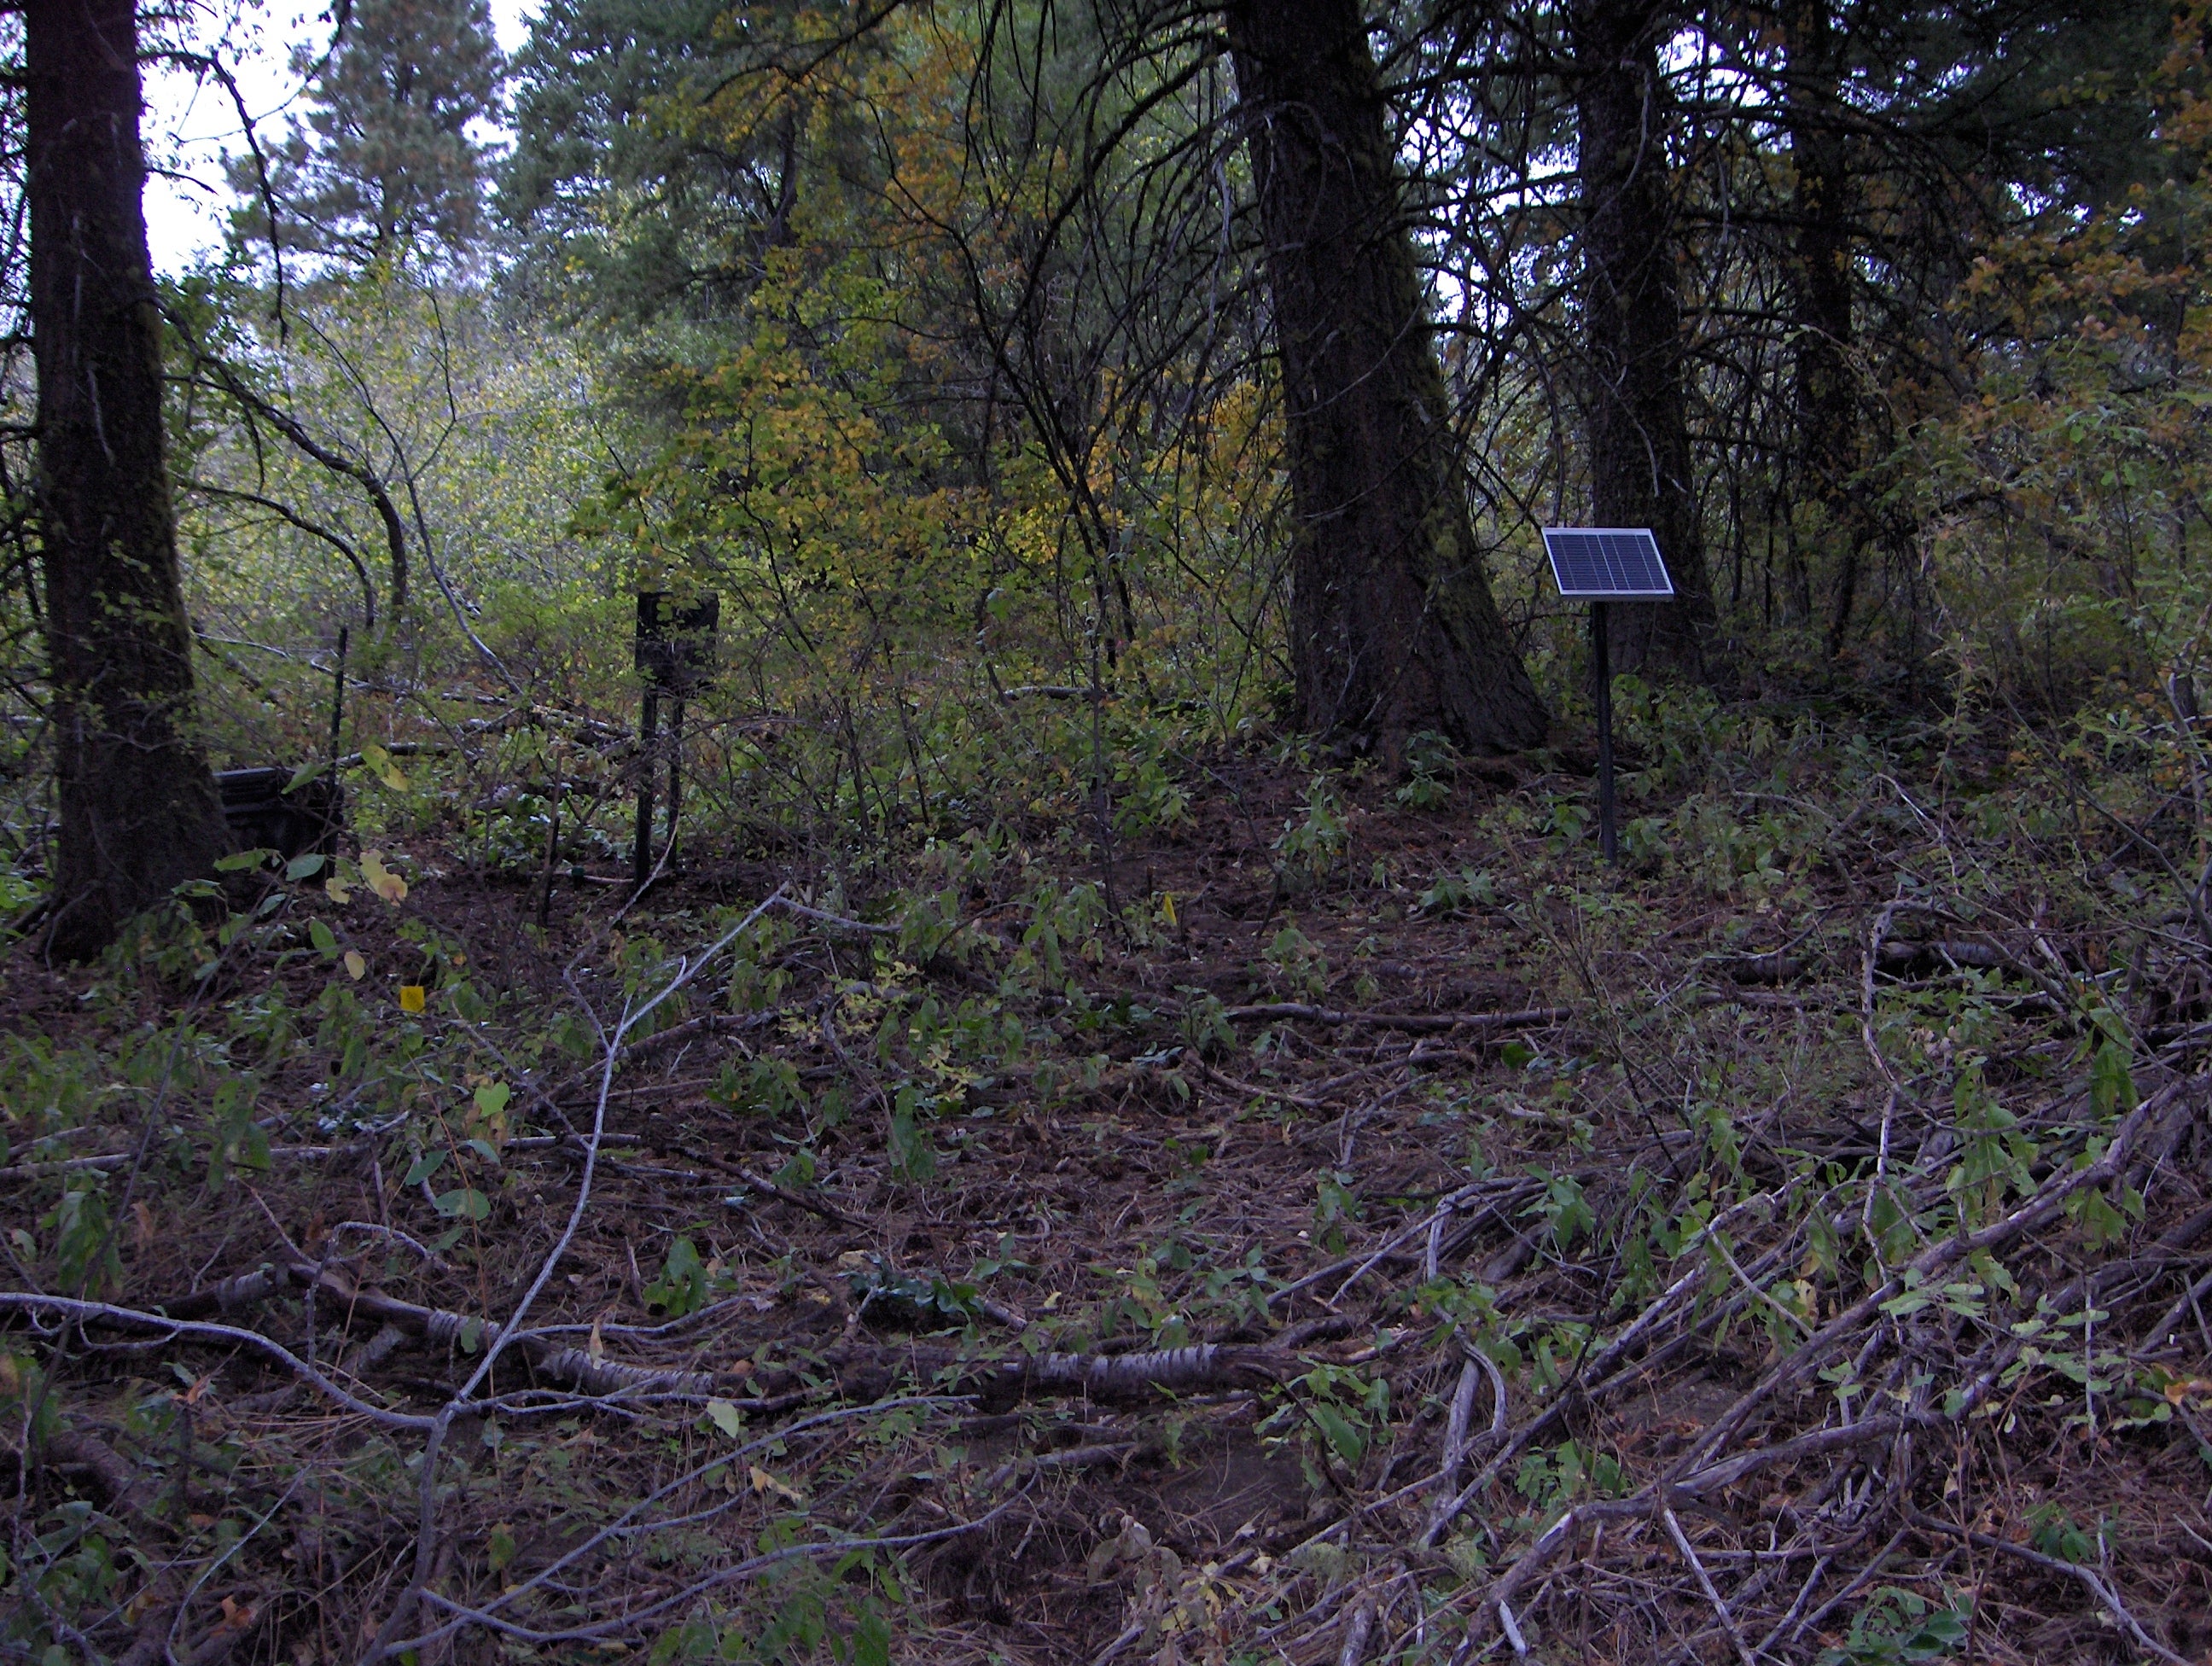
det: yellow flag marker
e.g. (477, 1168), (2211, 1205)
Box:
(399, 985), (427, 1014)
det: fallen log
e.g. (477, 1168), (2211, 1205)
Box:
(38, 1255), (1353, 1417)
(18, 1264), (729, 1402)
(294, 1265), (726, 1398)
(817, 1338), (1305, 1409)
(1221, 1004), (1568, 1035)
(0, 1426), (160, 1519)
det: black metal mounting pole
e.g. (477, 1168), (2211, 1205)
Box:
(328, 626), (349, 766)
(664, 697), (684, 868)
(632, 688), (659, 894)
(1592, 599), (1617, 865)
(325, 625), (351, 852)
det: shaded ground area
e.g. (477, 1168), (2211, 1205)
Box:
(6, 705), (2212, 1664)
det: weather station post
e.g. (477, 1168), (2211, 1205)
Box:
(1541, 527), (1675, 865)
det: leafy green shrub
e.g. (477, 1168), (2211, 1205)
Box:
(1816, 1588), (1970, 1664)
(1274, 774), (1348, 889)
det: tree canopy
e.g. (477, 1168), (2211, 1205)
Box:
(230, 0), (504, 267)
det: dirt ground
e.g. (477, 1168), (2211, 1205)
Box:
(7, 728), (2212, 1664)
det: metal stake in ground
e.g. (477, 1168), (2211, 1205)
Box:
(1591, 600), (1615, 863)
(632, 682), (658, 894)
(328, 624), (349, 842)
(664, 695), (684, 862)
(632, 591), (720, 897)
(1540, 527), (1675, 866)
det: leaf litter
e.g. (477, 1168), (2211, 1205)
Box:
(3, 701), (2212, 1665)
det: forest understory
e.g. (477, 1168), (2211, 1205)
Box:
(6, 0), (2211, 1657)
(5, 686), (2210, 1666)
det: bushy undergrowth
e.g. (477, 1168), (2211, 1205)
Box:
(3, 678), (2209, 1663)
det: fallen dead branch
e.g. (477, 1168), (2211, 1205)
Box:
(1441, 1086), (2169, 1651)
(1221, 1003), (1569, 1034)
(1906, 1513), (2194, 1666)
(0, 1291), (437, 1429)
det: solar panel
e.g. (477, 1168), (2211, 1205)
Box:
(1541, 527), (1675, 599)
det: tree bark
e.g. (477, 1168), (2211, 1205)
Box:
(29, 0), (228, 956)
(1226, 0), (1546, 757)
(1569, 0), (1718, 677)
(1781, 0), (1864, 658)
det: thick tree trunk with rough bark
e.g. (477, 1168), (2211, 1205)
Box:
(1783, 0), (1865, 657)
(1569, 0), (1718, 676)
(1226, 0), (1546, 757)
(29, 0), (227, 957)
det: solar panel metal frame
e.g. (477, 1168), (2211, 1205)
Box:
(1541, 527), (1676, 600)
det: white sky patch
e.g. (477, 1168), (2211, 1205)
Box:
(143, 0), (534, 275)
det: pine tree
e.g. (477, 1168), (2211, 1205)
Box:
(1569, 0), (1718, 679)
(232, 0), (504, 266)
(28, 0), (230, 955)
(1227, 0), (1549, 755)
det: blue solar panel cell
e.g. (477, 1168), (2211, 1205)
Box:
(1541, 527), (1675, 598)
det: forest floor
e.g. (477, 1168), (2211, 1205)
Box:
(6, 696), (2212, 1665)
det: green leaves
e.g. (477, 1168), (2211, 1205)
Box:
(1272, 1363), (1388, 1482)
(1175, 987), (1234, 1057)
(359, 743), (410, 792)
(845, 1258), (981, 1331)
(473, 1080), (512, 1127)
(1273, 774), (1348, 889)
(1513, 1439), (1627, 1512)
(2089, 1034), (2136, 1121)
(2027, 1504), (2098, 1564)
(888, 1085), (937, 1184)
(434, 1186), (491, 1221)
(2066, 1180), (2141, 1250)
(1947, 1064), (2038, 1227)
(207, 1078), (270, 1189)
(644, 1235), (709, 1317)
(1262, 923), (1329, 1000)
(1416, 866), (1495, 917)
(1307, 1401), (1365, 1466)
(1313, 1169), (1361, 1255)
(1526, 1168), (1595, 1253)
(1878, 1272), (1988, 1322)
(1816, 1587), (1970, 1664)
(407, 1133), (494, 1220)
(45, 1181), (122, 1299)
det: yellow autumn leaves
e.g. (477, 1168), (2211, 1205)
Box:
(306, 848), (423, 1009)
(323, 848), (406, 907)
(360, 850), (407, 905)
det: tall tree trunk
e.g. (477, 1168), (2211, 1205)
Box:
(1225, 0), (1547, 757)
(1569, 0), (1717, 676)
(29, 0), (228, 957)
(1781, 0), (1864, 657)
